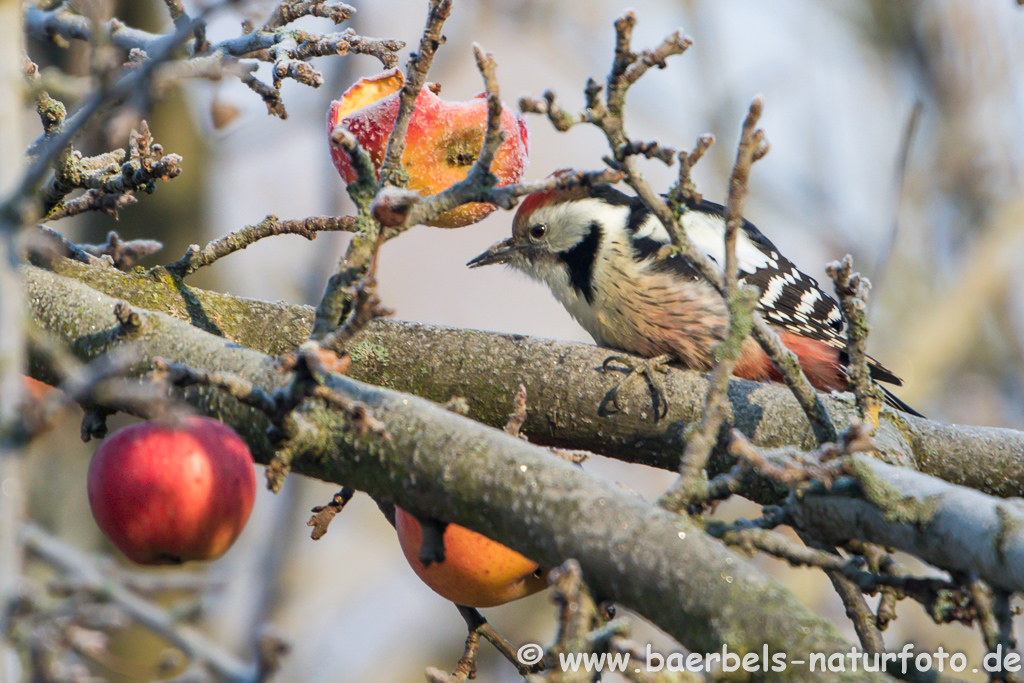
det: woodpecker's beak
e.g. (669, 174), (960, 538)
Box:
(467, 238), (521, 268)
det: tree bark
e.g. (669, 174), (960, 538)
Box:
(25, 261), (901, 682)
(37, 260), (1024, 501)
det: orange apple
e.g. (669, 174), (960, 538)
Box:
(21, 376), (54, 400)
(395, 507), (548, 608)
(328, 68), (529, 228)
(87, 416), (257, 565)
(0, 376), (55, 402)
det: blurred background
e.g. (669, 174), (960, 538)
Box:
(9, 0), (1024, 681)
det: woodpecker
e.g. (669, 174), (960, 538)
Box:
(467, 181), (919, 415)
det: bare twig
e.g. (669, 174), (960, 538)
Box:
(969, 580), (1019, 683)
(846, 539), (904, 631)
(378, 0), (452, 186)
(658, 290), (758, 512)
(993, 591), (1018, 682)
(504, 384), (528, 438)
(518, 90), (586, 132)
(669, 134), (715, 207)
(726, 425), (873, 491)
(317, 245), (393, 354)
(541, 560), (603, 675)
(166, 215), (358, 278)
(827, 255), (885, 430)
(40, 121), (183, 221)
(659, 99), (768, 512)
(872, 100), (922, 291)
(308, 385), (389, 439)
(604, 12), (692, 133)
(330, 125), (379, 211)
(723, 99), (770, 298)
(21, 524), (260, 683)
(454, 606), (541, 677)
(620, 139), (677, 165)
(7, 10), (201, 231)
(45, 189), (138, 221)
(370, 187), (421, 227)
(309, 129), (381, 341)
(526, 560), (673, 683)
(748, 319), (838, 444)
(808, 538), (887, 655)
(26, 226), (114, 268)
(500, 383), (591, 464)
(709, 522), (972, 636)
(307, 487), (355, 540)
(153, 358), (278, 416)
(401, 43), (506, 228)
(23, 3), (404, 126)
(408, 168), (626, 227)
(80, 231), (163, 270)
(263, 1), (354, 29)
(426, 628), (480, 683)
(522, 18), (838, 445)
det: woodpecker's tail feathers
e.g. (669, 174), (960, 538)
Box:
(838, 354), (923, 417)
(881, 386), (922, 417)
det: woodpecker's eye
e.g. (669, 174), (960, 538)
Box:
(529, 224), (547, 240)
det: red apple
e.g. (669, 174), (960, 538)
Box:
(328, 68), (529, 228)
(395, 506), (548, 608)
(87, 416), (257, 565)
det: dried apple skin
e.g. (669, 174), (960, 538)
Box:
(329, 69), (530, 227)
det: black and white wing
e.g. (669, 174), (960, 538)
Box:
(624, 196), (918, 414)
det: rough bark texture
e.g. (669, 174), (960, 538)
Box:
(789, 456), (1024, 594)
(38, 260), (1024, 501)
(23, 263), (901, 682)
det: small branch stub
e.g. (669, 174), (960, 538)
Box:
(307, 487), (356, 540)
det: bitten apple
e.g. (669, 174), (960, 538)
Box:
(328, 68), (529, 228)
(87, 416), (257, 565)
(395, 506), (548, 608)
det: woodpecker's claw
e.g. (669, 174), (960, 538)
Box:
(601, 354), (672, 421)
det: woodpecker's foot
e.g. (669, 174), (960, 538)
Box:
(602, 354), (672, 421)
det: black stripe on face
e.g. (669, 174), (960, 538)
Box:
(558, 221), (602, 304)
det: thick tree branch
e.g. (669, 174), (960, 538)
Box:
(787, 455), (1024, 594)
(21, 264), (893, 682)
(27, 261), (1024, 502)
